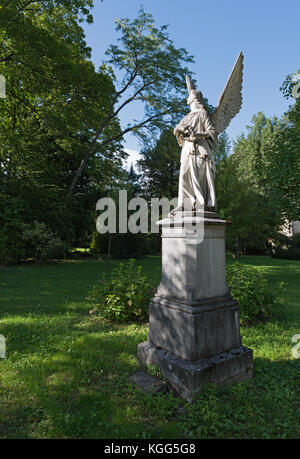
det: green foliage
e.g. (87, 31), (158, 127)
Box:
(216, 112), (290, 254)
(0, 216), (67, 265)
(268, 234), (300, 260)
(70, 7), (195, 190)
(137, 128), (180, 200)
(213, 131), (231, 166)
(87, 259), (154, 322)
(90, 231), (149, 259)
(280, 69), (300, 101)
(226, 262), (282, 325)
(0, 184), (97, 263)
(0, 0), (124, 249)
(106, 7), (195, 136)
(21, 221), (67, 264)
(87, 257), (283, 326)
(0, 195), (29, 263)
(262, 122), (300, 223)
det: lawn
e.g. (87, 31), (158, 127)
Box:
(0, 255), (299, 439)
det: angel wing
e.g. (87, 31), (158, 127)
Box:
(211, 52), (244, 134)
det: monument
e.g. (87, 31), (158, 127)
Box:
(138, 52), (253, 401)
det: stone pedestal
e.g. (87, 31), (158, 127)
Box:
(138, 213), (253, 402)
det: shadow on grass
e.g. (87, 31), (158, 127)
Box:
(0, 331), (299, 439)
(0, 255), (298, 438)
(0, 327), (151, 438)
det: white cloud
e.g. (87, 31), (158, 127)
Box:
(123, 148), (140, 170)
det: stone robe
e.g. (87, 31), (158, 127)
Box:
(174, 107), (218, 211)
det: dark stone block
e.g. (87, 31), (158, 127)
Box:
(147, 295), (242, 361)
(129, 371), (166, 394)
(137, 217), (253, 401)
(138, 342), (253, 402)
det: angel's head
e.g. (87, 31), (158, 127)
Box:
(187, 89), (204, 110)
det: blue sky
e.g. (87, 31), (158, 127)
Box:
(82, 0), (299, 159)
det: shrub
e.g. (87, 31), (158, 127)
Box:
(226, 262), (282, 325)
(21, 221), (67, 264)
(268, 234), (300, 260)
(87, 259), (154, 322)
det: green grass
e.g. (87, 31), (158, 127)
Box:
(0, 255), (299, 439)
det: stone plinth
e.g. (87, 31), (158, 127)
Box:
(138, 214), (253, 401)
(156, 214), (229, 304)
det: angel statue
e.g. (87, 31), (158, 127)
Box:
(172, 52), (244, 214)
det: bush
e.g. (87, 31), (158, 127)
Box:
(268, 234), (300, 260)
(88, 258), (282, 325)
(226, 262), (282, 325)
(21, 221), (68, 264)
(0, 219), (67, 265)
(87, 259), (154, 322)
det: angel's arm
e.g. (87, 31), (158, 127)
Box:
(203, 113), (218, 143)
(189, 113), (217, 145)
(174, 126), (184, 147)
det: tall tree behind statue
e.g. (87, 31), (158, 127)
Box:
(69, 7), (195, 192)
(215, 71), (300, 255)
(0, 0), (124, 262)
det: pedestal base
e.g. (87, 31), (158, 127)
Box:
(138, 341), (253, 402)
(137, 215), (253, 401)
(147, 295), (242, 361)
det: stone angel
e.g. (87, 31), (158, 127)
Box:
(172, 52), (244, 214)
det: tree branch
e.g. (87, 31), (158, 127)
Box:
(115, 66), (140, 99)
(17, 0), (41, 13)
(100, 112), (169, 148)
(69, 110), (169, 193)
(112, 79), (155, 119)
(69, 75), (156, 193)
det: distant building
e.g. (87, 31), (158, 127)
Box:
(279, 220), (300, 237)
(292, 221), (300, 235)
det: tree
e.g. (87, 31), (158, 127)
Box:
(216, 152), (274, 255)
(216, 113), (286, 254)
(137, 128), (180, 200)
(0, 0), (123, 191)
(0, 0), (125, 259)
(70, 7), (194, 191)
(213, 131), (231, 166)
(271, 69), (300, 221)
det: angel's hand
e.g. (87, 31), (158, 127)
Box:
(196, 132), (210, 140)
(188, 133), (207, 142)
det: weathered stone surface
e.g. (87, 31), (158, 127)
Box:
(137, 215), (253, 401)
(147, 296), (242, 361)
(156, 216), (229, 304)
(138, 342), (253, 402)
(129, 371), (166, 395)
(136, 55), (250, 400)
(173, 53), (244, 213)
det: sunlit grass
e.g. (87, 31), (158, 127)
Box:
(0, 256), (299, 438)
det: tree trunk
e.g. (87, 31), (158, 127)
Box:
(106, 234), (112, 269)
(234, 235), (239, 260)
